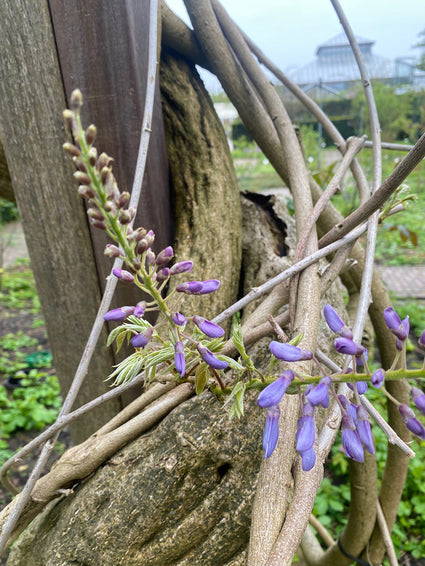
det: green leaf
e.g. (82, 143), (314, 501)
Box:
(195, 364), (210, 395)
(107, 325), (126, 348)
(216, 354), (245, 372)
(225, 381), (246, 419)
(115, 330), (128, 354)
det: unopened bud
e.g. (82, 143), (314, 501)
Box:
(88, 147), (98, 167)
(104, 244), (123, 258)
(87, 208), (104, 221)
(85, 124), (97, 145)
(146, 249), (156, 265)
(104, 200), (116, 213)
(117, 192), (131, 208)
(130, 227), (147, 242)
(112, 268), (134, 282)
(78, 186), (94, 199)
(119, 209), (131, 224)
(70, 89), (83, 111)
(157, 268), (170, 283)
(62, 109), (74, 129)
(96, 152), (113, 170)
(74, 159), (88, 173)
(101, 166), (112, 186)
(73, 171), (91, 185)
(63, 142), (80, 157)
(89, 218), (106, 230)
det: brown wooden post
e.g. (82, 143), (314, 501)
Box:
(0, 0), (172, 443)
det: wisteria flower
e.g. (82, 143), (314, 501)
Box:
(172, 312), (187, 326)
(112, 268), (134, 282)
(300, 447), (316, 472)
(257, 370), (294, 408)
(399, 404), (425, 439)
(334, 337), (365, 357)
(263, 406), (280, 458)
(411, 387), (425, 415)
(338, 395), (357, 424)
(130, 328), (153, 349)
(383, 307), (409, 341)
(341, 414), (364, 462)
(174, 341), (185, 377)
(356, 405), (375, 454)
(269, 341), (313, 362)
(104, 306), (135, 322)
(296, 414), (315, 453)
(196, 344), (228, 370)
(306, 376), (331, 408)
(371, 368), (385, 389)
(169, 261), (193, 275)
(355, 381), (368, 395)
(323, 304), (353, 339)
(193, 315), (224, 338)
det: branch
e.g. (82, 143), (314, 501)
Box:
(319, 132), (425, 249)
(376, 499), (399, 566)
(0, 383), (194, 548)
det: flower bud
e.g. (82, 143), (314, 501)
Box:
(172, 312), (187, 326)
(269, 341), (313, 362)
(130, 328), (153, 349)
(70, 89), (83, 111)
(371, 368), (385, 389)
(74, 158), (88, 173)
(104, 306), (135, 322)
(156, 246), (174, 266)
(134, 301), (146, 317)
(112, 268), (134, 283)
(196, 344), (228, 370)
(334, 337), (365, 356)
(89, 218), (106, 230)
(63, 142), (81, 157)
(78, 185), (95, 199)
(193, 315), (224, 338)
(306, 376), (331, 408)
(145, 249), (156, 266)
(323, 304), (353, 339)
(85, 124), (97, 145)
(263, 406), (280, 458)
(383, 307), (408, 341)
(119, 209), (132, 225)
(356, 405), (375, 454)
(88, 147), (98, 167)
(419, 329), (425, 348)
(73, 171), (91, 185)
(174, 341), (186, 377)
(176, 281), (204, 295)
(87, 208), (104, 221)
(117, 192), (131, 208)
(411, 387), (425, 415)
(257, 370), (294, 408)
(157, 268), (170, 283)
(104, 244), (123, 258)
(96, 152), (113, 171)
(341, 414), (364, 462)
(169, 261), (193, 275)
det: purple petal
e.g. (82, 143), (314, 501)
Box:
(174, 341), (186, 377)
(169, 261), (193, 275)
(371, 368), (385, 389)
(406, 417), (425, 439)
(269, 341), (313, 362)
(338, 395), (358, 424)
(383, 307), (407, 340)
(411, 387), (425, 415)
(341, 414), (364, 462)
(112, 268), (134, 282)
(134, 301), (146, 317)
(300, 447), (316, 471)
(197, 344), (228, 370)
(296, 415), (315, 452)
(156, 268), (170, 283)
(176, 281), (203, 294)
(334, 337), (364, 356)
(263, 406), (280, 458)
(257, 370), (294, 408)
(306, 376), (331, 408)
(356, 406), (375, 454)
(193, 315), (224, 338)
(355, 381), (368, 395)
(104, 306), (135, 322)
(130, 329), (152, 348)
(323, 304), (345, 333)
(419, 330), (425, 347)
(156, 246), (174, 266)
(172, 312), (187, 326)
(198, 279), (221, 294)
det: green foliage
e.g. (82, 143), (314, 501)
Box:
(351, 83), (425, 142)
(0, 264), (40, 311)
(0, 370), (62, 439)
(0, 198), (19, 225)
(395, 300), (425, 335)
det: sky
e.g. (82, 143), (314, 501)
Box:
(164, 0), (425, 91)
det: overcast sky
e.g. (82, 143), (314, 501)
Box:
(165, 0), (424, 91)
